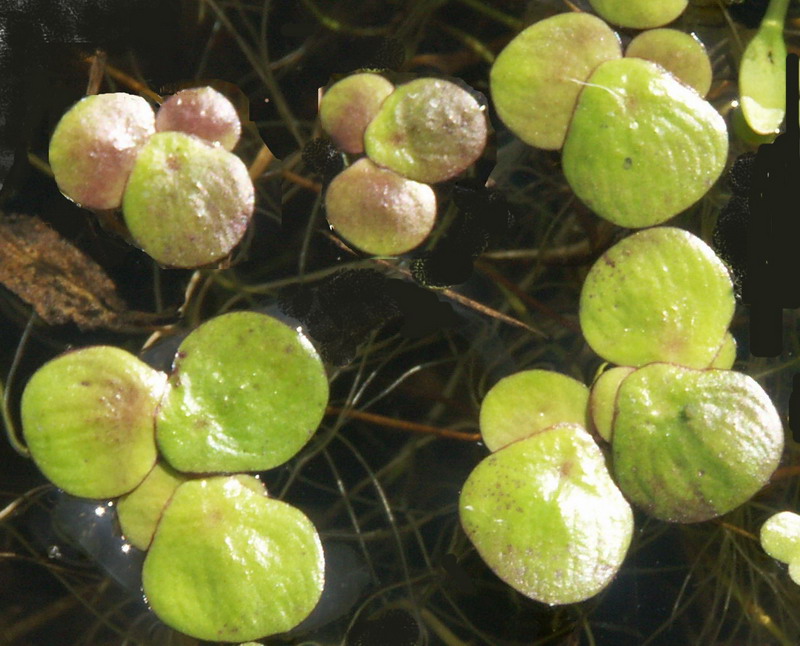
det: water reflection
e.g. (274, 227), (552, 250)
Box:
(49, 491), (145, 594)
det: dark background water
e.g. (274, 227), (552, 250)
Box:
(2, 1), (800, 645)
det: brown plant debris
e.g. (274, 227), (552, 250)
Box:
(0, 213), (169, 331)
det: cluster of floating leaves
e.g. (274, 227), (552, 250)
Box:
(20, 311), (329, 641)
(460, 226), (783, 605)
(8, 0), (800, 643)
(318, 73), (489, 256)
(490, 10), (727, 228)
(49, 87), (254, 268)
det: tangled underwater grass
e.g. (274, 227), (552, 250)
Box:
(3, 0), (800, 644)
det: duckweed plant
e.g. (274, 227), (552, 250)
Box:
(739, 0), (793, 135)
(4, 1), (800, 645)
(490, 10), (727, 228)
(320, 73), (489, 256)
(49, 86), (255, 268)
(19, 311), (328, 641)
(461, 227), (782, 605)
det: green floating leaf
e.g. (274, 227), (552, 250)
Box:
(460, 424), (633, 605)
(761, 511), (800, 563)
(156, 311), (329, 473)
(789, 560), (800, 585)
(562, 57), (728, 228)
(319, 72), (395, 154)
(589, 365), (634, 442)
(579, 227), (734, 368)
(739, 0), (791, 135)
(156, 86), (242, 151)
(479, 369), (589, 451)
(122, 131), (255, 268)
(490, 13), (621, 150)
(324, 157), (437, 256)
(588, 0), (688, 29)
(626, 28), (712, 97)
(142, 475), (324, 641)
(708, 331), (737, 370)
(21, 346), (165, 498)
(364, 77), (488, 183)
(732, 104), (777, 146)
(612, 363), (784, 523)
(117, 461), (187, 550)
(49, 93), (156, 210)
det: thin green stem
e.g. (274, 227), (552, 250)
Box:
(321, 448), (380, 585)
(27, 152), (53, 177)
(335, 432), (423, 633)
(152, 260), (163, 313)
(582, 617), (598, 646)
(750, 354), (800, 379)
(452, 0), (523, 31)
(0, 484), (51, 523)
(298, 190), (323, 277)
(201, 0), (305, 146)
(2, 314), (35, 458)
(436, 22), (495, 64)
(298, 0), (389, 36)
(764, 0), (792, 29)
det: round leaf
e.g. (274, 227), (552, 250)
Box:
(589, 366), (634, 442)
(626, 29), (712, 97)
(49, 93), (155, 210)
(761, 511), (800, 563)
(579, 227), (735, 368)
(142, 475), (324, 641)
(479, 369), (589, 451)
(732, 104), (777, 146)
(740, 14), (789, 135)
(708, 332), (737, 370)
(156, 86), (242, 150)
(324, 157), (437, 256)
(319, 73), (394, 154)
(789, 560), (800, 586)
(612, 363), (784, 523)
(460, 424), (633, 605)
(562, 57), (728, 228)
(122, 131), (255, 268)
(21, 346), (165, 498)
(117, 461), (187, 550)
(588, 0), (688, 29)
(490, 13), (621, 150)
(364, 78), (487, 183)
(156, 311), (329, 473)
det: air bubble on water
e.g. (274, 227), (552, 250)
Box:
(50, 491), (146, 595)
